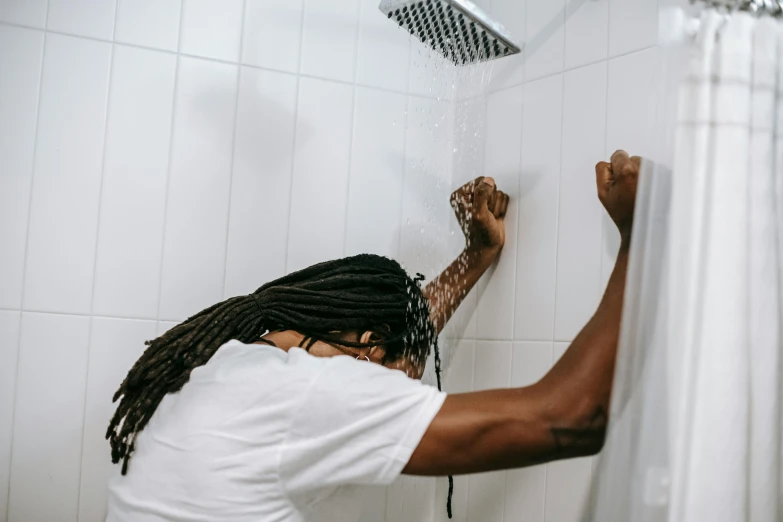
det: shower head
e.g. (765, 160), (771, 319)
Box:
(379, 0), (521, 65)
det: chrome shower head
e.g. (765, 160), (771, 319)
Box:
(379, 0), (521, 65)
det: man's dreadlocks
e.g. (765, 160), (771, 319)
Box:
(107, 253), (444, 466)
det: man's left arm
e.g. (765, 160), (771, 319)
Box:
(423, 177), (509, 333)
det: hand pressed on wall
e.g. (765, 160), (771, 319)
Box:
(449, 176), (509, 258)
(595, 149), (640, 245)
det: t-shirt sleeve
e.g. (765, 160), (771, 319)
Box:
(278, 354), (446, 495)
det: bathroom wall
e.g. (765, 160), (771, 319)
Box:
(440, 0), (661, 521)
(0, 1), (462, 521)
(0, 1), (660, 522)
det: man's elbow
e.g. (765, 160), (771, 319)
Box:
(548, 395), (609, 459)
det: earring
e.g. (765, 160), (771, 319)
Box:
(355, 355), (371, 362)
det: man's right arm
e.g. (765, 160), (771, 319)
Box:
(404, 150), (639, 476)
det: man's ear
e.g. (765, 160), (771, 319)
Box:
(360, 331), (387, 362)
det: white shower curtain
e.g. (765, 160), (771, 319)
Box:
(587, 6), (783, 522)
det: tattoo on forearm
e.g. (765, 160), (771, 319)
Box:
(550, 406), (608, 456)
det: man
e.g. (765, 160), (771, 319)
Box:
(105, 150), (639, 522)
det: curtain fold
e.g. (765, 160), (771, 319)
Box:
(587, 6), (783, 522)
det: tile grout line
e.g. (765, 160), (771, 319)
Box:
(342, 0), (363, 258)
(5, 0), (50, 515)
(220, 0), (249, 299)
(282, 0), (308, 274)
(153, 0), (188, 322)
(76, 6), (121, 518)
(0, 19), (520, 102)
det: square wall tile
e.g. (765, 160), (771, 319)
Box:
(605, 48), (659, 159)
(525, 0), (565, 81)
(467, 470), (507, 522)
(287, 78), (354, 273)
(115, 0), (182, 52)
(0, 26), (43, 309)
(179, 0), (244, 62)
(476, 86), (523, 340)
(9, 312), (90, 522)
(23, 34), (111, 315)
(300, 0), (361, 83)
(242, 0), (304, 74)
(515, 74), (562, 342)
(442, 339), (475, 393)
(357, 486), (387, 522)
(386, 475), (436, 522)
(473, 340), (512, 390)
(78, 318), (155, 522)
(355, 0), (410, 93)
(158, 56), (238, 321)
(47, 0), (118, 40)
(0, 0), (48, 27)
(489, 0), (526, 91)
(93, 45), (176, 319)
(224, 67), (298, 298)
(0, 311), (20, 520)
(345, 87), (407, 259)
(554, 62), (606, 342)
(544, 456), (594, 522)
(512, 341), (554, 386)
(608, 0), (658, 57)
(564, 0), (608, 70)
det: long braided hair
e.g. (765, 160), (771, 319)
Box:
(107, 253), (446, 473)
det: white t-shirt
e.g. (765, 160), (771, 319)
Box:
(106, 340), (446, 522)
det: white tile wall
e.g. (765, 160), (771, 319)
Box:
(23, 34), (112, 315)
(514, 74), (562, 342)
(114, 0), (182, 52)
(242, 0), (304, 73)
(180, 0), (244, 62)
(224, 67), (298, 298)
(0, 25), (43, 310)
(554, 61), (607, 342)
(525, 0), (565, 81)
(46, 0), (118, 41)
(476, 87), (523, 340)
(0, 0), (660, 519)
(158, 56), (238, 321)
(300, 0), (361, 83)
(608, 0), (658, 57)
(287, 77), (354, 272)
(0, 311), (21, 520)
(345, 87), (407, 258)
(564, 0), (608, 70)
(0, 0), (48, 28)
(9, 312), (91, 522)
(92, 45), (177, 319)
(355, 0), (410, 93)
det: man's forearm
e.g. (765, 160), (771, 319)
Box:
(422, 247), (500, 334)
(536, 242), (629, 455)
